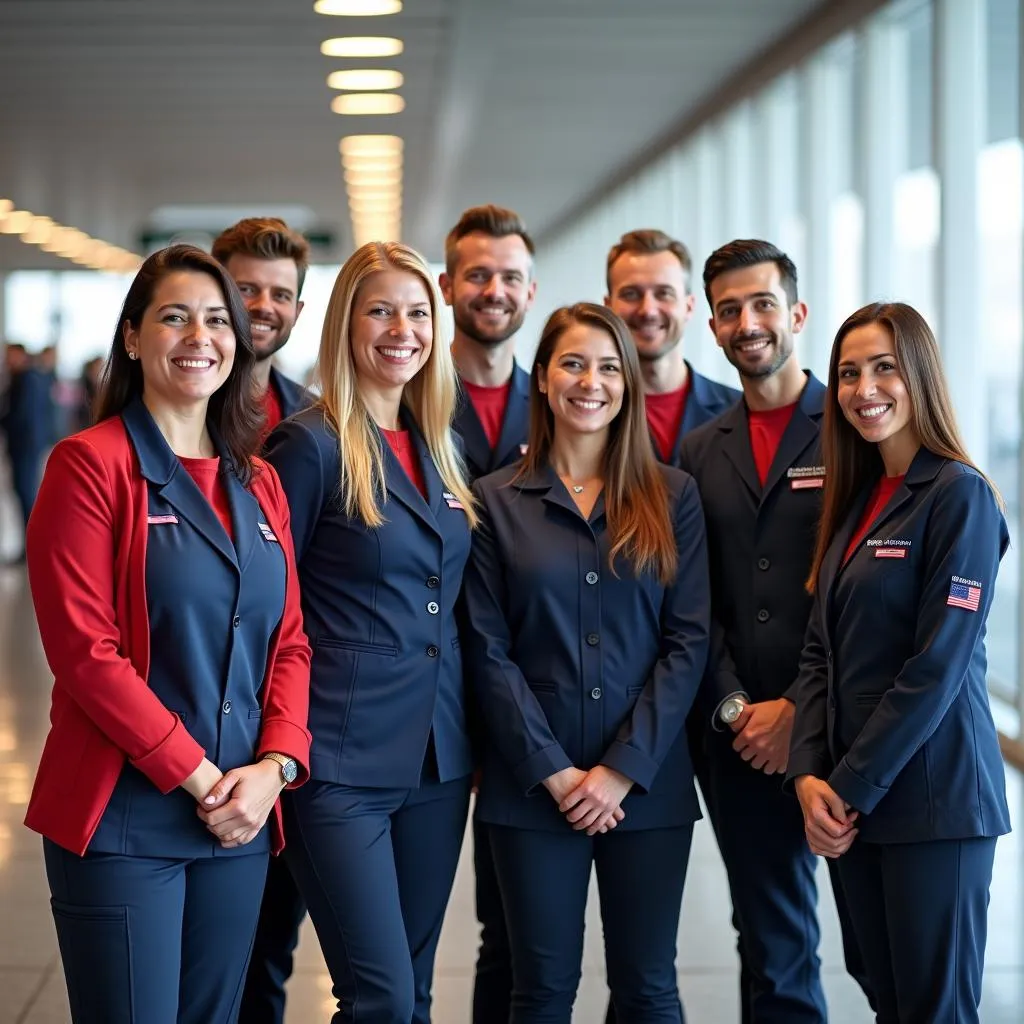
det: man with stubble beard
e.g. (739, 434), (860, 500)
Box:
(213, 217), (312, 445)
(605, 229), (740, 466)
(439, 204), (537, 1024)
(677, 240), (872, 1024)
(214, 217), (313, 1024)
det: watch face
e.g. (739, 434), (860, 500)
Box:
(722, 700), (742, 723)
(282, 759), (298, 783)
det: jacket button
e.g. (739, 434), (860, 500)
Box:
(756, 609), (770, 623)
(426, 601), (440, 615)
(426, 645), (439, 658)
(426, 575), (440, 589)
(757, 557), (770, 571)
(586, 633), (600, 647)
(590, 687), (602, 700)
(585, 571), (599, 585)
(232, 615), (241, 628)
(222, 700), (232, 714)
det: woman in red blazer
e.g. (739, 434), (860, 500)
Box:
(24, 244), (311, 1024)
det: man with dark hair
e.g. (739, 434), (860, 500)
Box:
(213, 217), (312, 438)
(440, 204), (536, 1024)
(221, 216), (313, 1024)
(605, 229), (739, 466)
(678, 239), (871, 1023)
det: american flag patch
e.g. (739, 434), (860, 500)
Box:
(947, 578), (981, 612)
(258, 522), (279, 542)
(443, 491), (464, 511)
(147, 514), (178, 525)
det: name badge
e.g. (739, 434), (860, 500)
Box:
(788, 466), (825, 490)
(443, 491), (465, 510)
(147, 514), (179, 525)
(874, 548), (907, 559)
(868, 539), (911, 559)
(258, 522), (279, 542)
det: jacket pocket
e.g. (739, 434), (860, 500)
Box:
(317, 637), (398, 657)
(853, 692), (885, 706)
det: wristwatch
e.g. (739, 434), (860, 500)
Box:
(719, 697), (747, 726)
(262, 752), (298, 785)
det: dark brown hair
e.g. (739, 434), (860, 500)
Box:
(605, 229), (693, 294)
(444, 205), (534, 274)
(807, 301), (1002, 592)
(703, 239), (798, 308)
(212, 216), (311, 294)
(95, 244), (262, 482)
(515, 303), (678, 584)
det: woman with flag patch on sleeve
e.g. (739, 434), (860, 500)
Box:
(787, 301), (1010, 1024)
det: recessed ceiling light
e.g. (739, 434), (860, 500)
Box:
(327, 69), (404, 92)
(21, 216), (55, 245)
(332, 93), (405, 115)
(344, 168), (402, 186)
(0, 199), (13, 218)
(0, 210), (33, 235)
(321, 36), (403, 57)
(315, 0), (402, 15)
(340, 134), (403, 157)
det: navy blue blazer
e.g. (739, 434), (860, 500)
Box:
(268, 366), (314, 420)
(453, 363), (531, 482)
(656, 362), (741, 468)
(679, 374), (826, 712)
(264, 406), (474, 788)
(463, 462), (710, 832)
(788, 448), (1011, 844)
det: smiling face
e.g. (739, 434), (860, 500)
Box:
(122, 269), (235, 413)
(222, 253), (303, 361)
(349, 268), (434, 396)
(538, 321), (625, 442)
(837, 321), (916, 449)
(708, 261), (806, 379)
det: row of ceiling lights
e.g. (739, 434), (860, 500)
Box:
(315, 0), (406, 247)
(0, 200), (142, 273)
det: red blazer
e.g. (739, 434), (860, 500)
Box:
(24, 414), (312, 856)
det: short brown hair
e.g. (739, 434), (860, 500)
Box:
(703, 239), (798, 309)
(212, 217), (311, 294)
(606, 229), (693, 294)
(444, 205), (534, 275)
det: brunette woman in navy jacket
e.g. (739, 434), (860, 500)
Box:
(264, 242), (478, 1024)
(789, 302), (1010, 1023)
(463, 303), (710, 1023)
(25, 245), (311, 1024)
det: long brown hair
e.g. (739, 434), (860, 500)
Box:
(316, 241), (477, 528)
(807, 301), (1002, 592)
(515, 303), (677, 584)
(95, 244), (261, 482)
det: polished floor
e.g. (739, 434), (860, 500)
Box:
(0, 553), (1022, 1023)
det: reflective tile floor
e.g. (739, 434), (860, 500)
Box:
(0, 559), (1021, 1023)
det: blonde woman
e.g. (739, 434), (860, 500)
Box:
(264, 242), (477, 1024)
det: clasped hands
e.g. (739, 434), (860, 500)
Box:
(728, 697), (794, 775)
(794, 775), (859, 858)
(181, 757), (286, 849)
(543, 765), (633, 836)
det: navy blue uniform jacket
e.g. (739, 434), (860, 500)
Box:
(657, 363), (740, 468)
(454, 363), (531, 481)
(268, 366), (314, 421)
(462, 462), (710, 832)
(264, 406), (474, 788)
(679, 375), (826, 711)
(788, 449), (1011, 843)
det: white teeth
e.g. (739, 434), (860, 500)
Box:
(738, 339), (769, 352)
(173, 358), (214, 369)
(380, 347), (414, 360)
(251, 323), (274, 332)
(858, 404), (891, 419)
(570, 399), (602, 410)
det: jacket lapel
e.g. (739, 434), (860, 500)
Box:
(760, 375), (826, 500)
(492, 364), (531, 470)
(380, 413), (441, 538)
(716, 402), (762, 500)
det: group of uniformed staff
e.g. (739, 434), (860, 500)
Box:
(20, 205), (1010, 1024)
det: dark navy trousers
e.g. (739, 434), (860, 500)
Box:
(472, 810), (513, 1024)
(491, 823), (693, 1024)
(44, 839), (268, 1024)
(238, 854), (307, 1024)
(835, 836), (996, 1024)
(284, 774), (471, 1024)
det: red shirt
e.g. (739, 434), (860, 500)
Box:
(463, 379), (511, 451)
(259, 383), (285, 446)
(645, 382), (690, 462)
(844, 474), (906, 564)
(748, 402), (798, 486)
(382, 428), (427, 498)
(180, 455), (234, 541)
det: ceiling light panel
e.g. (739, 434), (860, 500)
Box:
(332, 93), (405, 115)
(321, 36), (403, 58)
(315, 1), (402, 16)
(327, 69), (404, 91)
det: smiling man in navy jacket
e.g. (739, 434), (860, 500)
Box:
(440, 204), (537, 1024)
(677, 239), (871, 1024)
(605, 229), (739, 464)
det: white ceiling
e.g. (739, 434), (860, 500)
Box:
(0, 0), (833, 271)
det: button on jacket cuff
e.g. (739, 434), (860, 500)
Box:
(829, 757), (885, 814)
(783, 753), (834, 793)
(514, 743), (574, 796)
(710, 689), (751, 732)
(601, 741), (656, 793)
(258, 719), (313, 787)
(130, 718), (206, 794)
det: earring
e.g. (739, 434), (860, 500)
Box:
(127, 351), (137, 360)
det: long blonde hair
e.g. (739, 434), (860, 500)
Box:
(316, 241), (477, 528)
